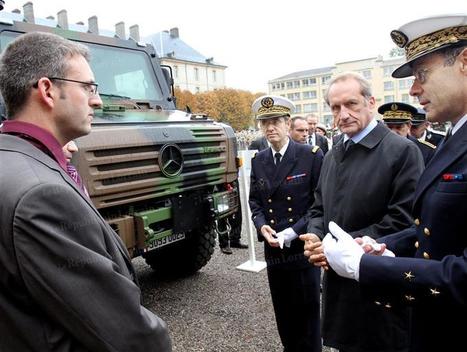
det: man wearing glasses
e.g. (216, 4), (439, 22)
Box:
(0, 32), (171, 351)
(308, 14), (467, 352)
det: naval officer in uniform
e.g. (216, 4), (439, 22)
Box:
(249, 95), (323, 351)
(378, 102), (436, 165)
(316, 14), (467, 352)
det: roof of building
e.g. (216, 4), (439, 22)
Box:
(270, 66), (335, 82)
(144, 29), (226, 67)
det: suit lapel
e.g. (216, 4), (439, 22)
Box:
(413, 123), (467, 206)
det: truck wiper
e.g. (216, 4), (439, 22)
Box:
(99, 93), (131, 99)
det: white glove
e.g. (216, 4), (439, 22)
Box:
(275, 227), (298, 249)
(323, 222), (364, 281)
(360, 236), (395, 257)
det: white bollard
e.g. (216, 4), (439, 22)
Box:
(236, 150), (267, 273)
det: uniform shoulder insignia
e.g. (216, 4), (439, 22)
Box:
(418, 139), (436, 149)
(312, 146), (320, 153)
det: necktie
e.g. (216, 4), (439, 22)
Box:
(274, 152), (281, 166)
(344, 139), (354, 151)
(66, 163), (89, 197)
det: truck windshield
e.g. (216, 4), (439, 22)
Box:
(0, 31), (164, 102)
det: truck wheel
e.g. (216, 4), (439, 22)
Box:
(143, 227), (216, 278)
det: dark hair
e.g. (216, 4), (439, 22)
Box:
(0, 32), (90, 118)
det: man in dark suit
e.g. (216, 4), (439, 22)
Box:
(378, 102), (436, 165)
(249, 95), (323, 351)
(315, 14), (467, 352)
(301, 72), (424, 352)
(289, 115), (309, 144)
(0, 32), (171, 351)
(306, 113), (329, 154)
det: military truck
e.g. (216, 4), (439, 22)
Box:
(0, 3), (242, 277)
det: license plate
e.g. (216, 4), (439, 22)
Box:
(148, 232), (185, 249)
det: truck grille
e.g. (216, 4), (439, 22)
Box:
(76, 125), (230, 208)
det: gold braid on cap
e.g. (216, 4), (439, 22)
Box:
(405, 25), (467, 61)
(383, 111), (412, 119)
(257, 105), (290, 115)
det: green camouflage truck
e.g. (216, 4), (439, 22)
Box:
(0, 3), (242, 277)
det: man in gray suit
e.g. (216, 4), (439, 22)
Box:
(0, 32), (171, 351)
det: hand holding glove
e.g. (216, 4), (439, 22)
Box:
(275, 227), (298, 249)
(322, 222), (364, 281)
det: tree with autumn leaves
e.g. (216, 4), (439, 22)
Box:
(174, 88), (264, 131)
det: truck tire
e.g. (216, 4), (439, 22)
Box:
(144, 227), (216, 278)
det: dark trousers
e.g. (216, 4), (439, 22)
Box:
(267, 265), (322, 352)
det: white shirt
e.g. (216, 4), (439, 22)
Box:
(343, 118), (378, 144)
(452, 114), (467, 135)
(271, 138), (290, 163)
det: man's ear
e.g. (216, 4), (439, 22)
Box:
(35, 77), (55, 108)
(459, 47), (467, 75)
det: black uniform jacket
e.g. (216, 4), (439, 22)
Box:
(408, 135), (436, 165)
(249, 136), (268, 151)
(425, 129), (444, 146)
(307, 122), (424, 352)
(249, 140), (323, 270)
(360, 121), (467, 352)
(0, 134), (171, 352)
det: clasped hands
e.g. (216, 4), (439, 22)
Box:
(299, 222), (394, 281)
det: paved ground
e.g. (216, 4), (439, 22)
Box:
(134, 241), (332, 352)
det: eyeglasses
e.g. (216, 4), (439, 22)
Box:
(33, 77), (99, 96)
(412, 62), (445, 84)
(49, 77), (99, 96)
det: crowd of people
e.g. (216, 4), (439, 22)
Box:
(0, 11), (465, 352)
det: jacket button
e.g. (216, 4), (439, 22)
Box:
(289, 218), (294, 223)
(270, 219), (275, 224)
(424, 228), (430, 236)
(414, 241), (419, 248)
(268, 199), (272, 203)
(423, 252), (430, 259)
(286, 196), (292, 201)
(414, 218), (420, 226)
(269, 209), (273, 213)
(288, 208), (292, 212)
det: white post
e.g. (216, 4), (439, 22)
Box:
(236, 150), (266, 272)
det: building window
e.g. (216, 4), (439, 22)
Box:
(384, 95), (395, 103)
(303, 90), (317, 99)
(293, 80), (300, 88)
(323, 114), (333, 127)
(303, 103), (318, 113)
(401, 94), (410, 103)
(281, 82), (285, 89)
(360, 70), (372, 79)
(399, 78), (413, 89)
(321, 75), (331, 85)
(384, 81), (394, 91)
(302, 78), (317, 86)
(194, 67), (199, 81)
(322, 102), (330, 112)
(295, 104), (302, 113)
(287, 93), (300, 101)
(212, 70), (217, 82)
(173, 65), (178, 79)
(286, 81), (293, 89)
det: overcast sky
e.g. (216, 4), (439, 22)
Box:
(2, 0), (465, 92)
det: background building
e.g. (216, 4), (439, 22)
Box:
(269, 56), (417, 127)
(145, 28), (227, 93)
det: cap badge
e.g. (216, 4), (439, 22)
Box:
(391, 30), (409, 48)
(391, 103), (399, 111)
(261, 97), (274, 108)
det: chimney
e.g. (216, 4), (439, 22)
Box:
(88, 16), (99, 34)
(115, 21), (125, 39)
(129, 24), (140, 42)
(169, 27), (179, 38)
(57, 9), (68, 29)
(12, 9), (21, 14)
(23, 2), (34, 23)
